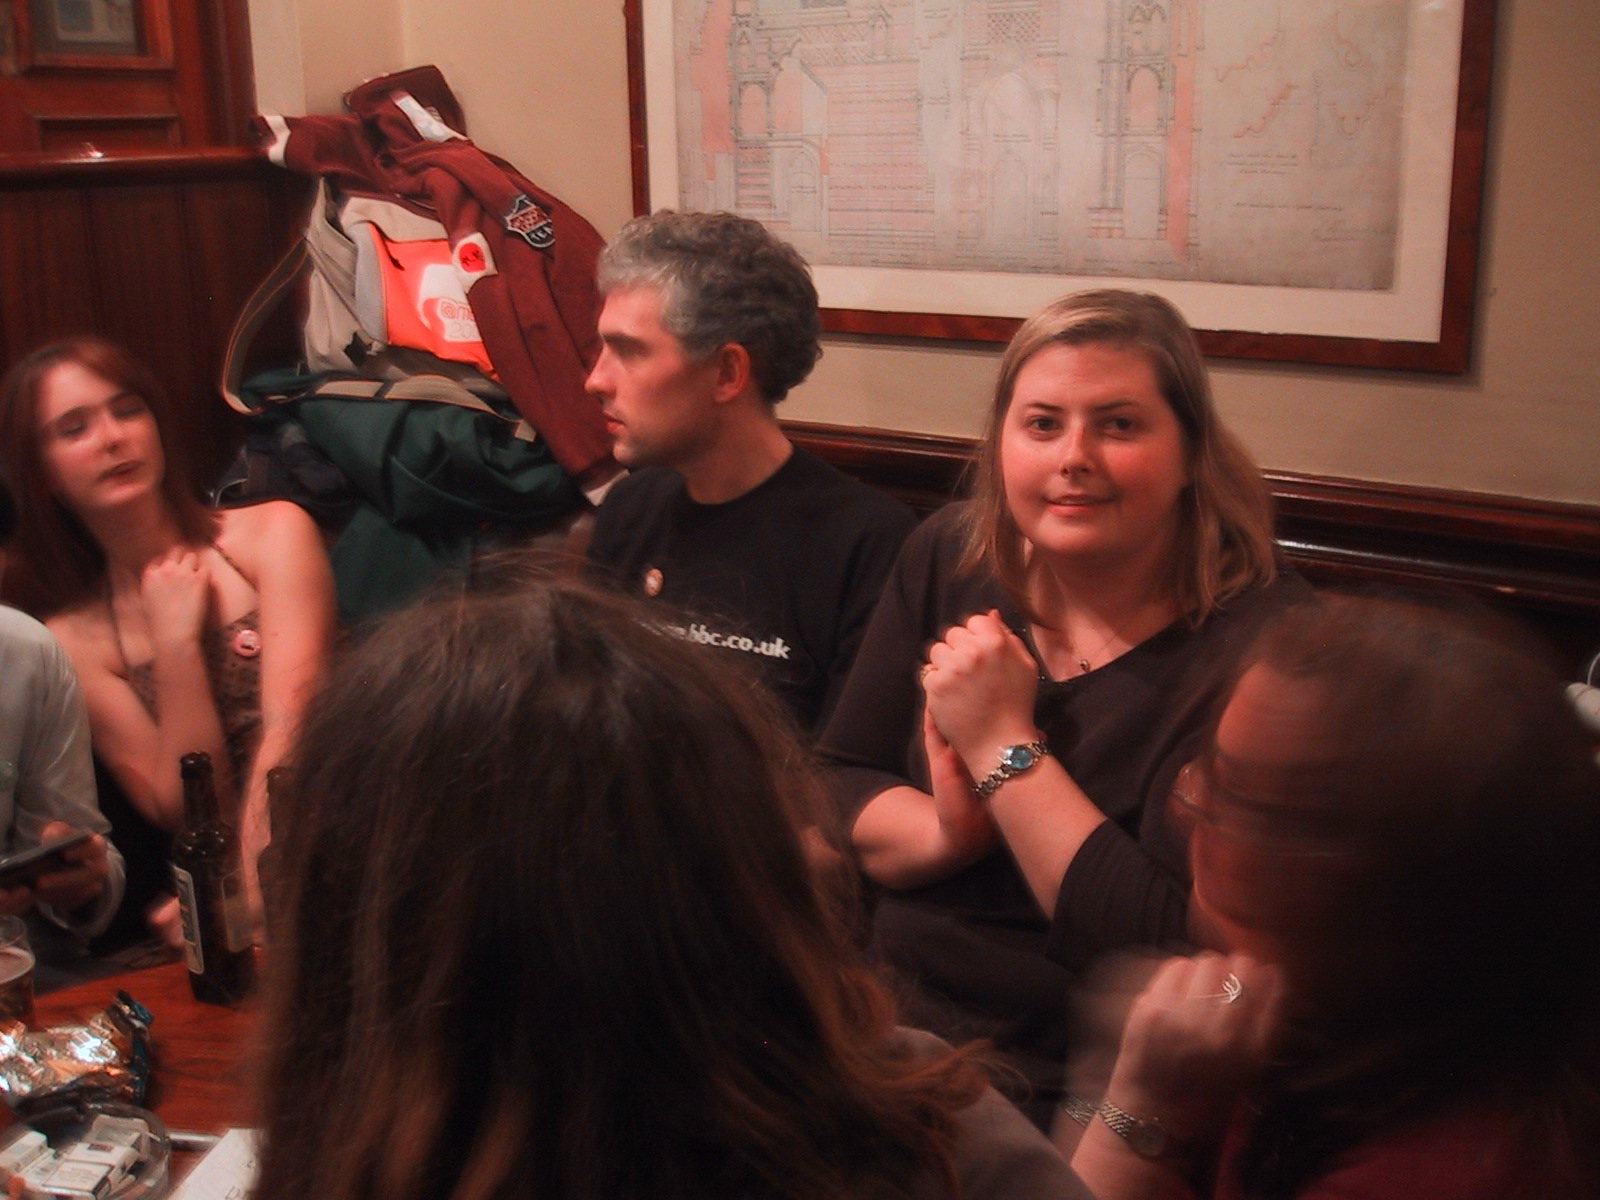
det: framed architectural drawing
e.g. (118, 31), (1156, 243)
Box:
(626, 0), (1495, 371)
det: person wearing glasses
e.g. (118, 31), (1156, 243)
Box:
(1068, 594), (1600, 1199)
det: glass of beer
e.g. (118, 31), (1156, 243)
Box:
(0, 914), (36, 1025)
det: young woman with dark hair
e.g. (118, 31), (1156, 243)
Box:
(258, 579), (1092, 1200)
(1071, 594), (1600, 1199)
(0, 337), (335, 914)
(822, 289), (1306, 1124)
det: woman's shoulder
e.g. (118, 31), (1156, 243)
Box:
(44, 599), (119, 671)
(1133, 572), (1311, 703)
(215, 501), (325, 576)
(887, 502), (1005, 619)
(916, 499), (972, 539)
(216, 499), (321, 543)
(898, 501), (978, 573)
(1203, 567), (1313, 635)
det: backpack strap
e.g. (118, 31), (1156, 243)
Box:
(311, 375), (539, 442)
(220, 234), (309, 417)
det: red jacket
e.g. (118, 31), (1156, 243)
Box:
(256, 66), (617, 489)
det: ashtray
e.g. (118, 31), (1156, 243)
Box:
(3, 1099), (171, 1199)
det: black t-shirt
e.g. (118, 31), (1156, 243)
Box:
(821, 502), (1309, 1122)
(587, 447), (917, 734)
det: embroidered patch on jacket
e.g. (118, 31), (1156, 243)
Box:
(503, 194), (555, 250)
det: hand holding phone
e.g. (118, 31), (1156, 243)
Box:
(0, 830), (94, 890)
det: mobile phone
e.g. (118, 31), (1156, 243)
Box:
(0, 831), (94, 889)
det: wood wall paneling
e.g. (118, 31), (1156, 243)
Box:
(37, 115), (181, 154)
(1, 0), (249, 154)
(0, 152), (308, 490)
(0, 188), (98, 344)
(85, 180), (211, 471)
(195, 0), (259, 147)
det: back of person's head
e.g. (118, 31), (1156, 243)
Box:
(258, 577), (984, 1200)
(0, 336), (210, 605)
(597, 209), (821, 402)
(1211, 592), (1600, 1197)
(962, 289), (1275, 623)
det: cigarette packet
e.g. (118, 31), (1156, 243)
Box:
(38, 1157), (115, 1199)
(17, 1151), (61, 1190)
(0, 1130), (50, 1174)
(61, 1141), (136, 1180)
(83, 1116), (148, 1152)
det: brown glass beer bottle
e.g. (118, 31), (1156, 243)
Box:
(172, 752), (256, 1004)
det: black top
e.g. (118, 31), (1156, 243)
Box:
(821, 502), (1309, 1122)
(587, 447), (917, 734)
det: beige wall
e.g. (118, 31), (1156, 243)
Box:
(247, 0), (409, 126)
(255, 0), (1600, 506)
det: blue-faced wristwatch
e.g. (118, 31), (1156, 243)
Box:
(973, 739), (1050, 799)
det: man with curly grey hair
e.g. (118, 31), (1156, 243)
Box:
(585, 210), (915, 733)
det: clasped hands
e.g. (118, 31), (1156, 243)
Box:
(920, 610), (1040, 857)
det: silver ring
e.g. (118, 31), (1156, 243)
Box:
(1218, 972), (1243, 1005)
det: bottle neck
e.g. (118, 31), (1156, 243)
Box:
(180, 753), (225, 829)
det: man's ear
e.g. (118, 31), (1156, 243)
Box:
(710, 342), (754, 404)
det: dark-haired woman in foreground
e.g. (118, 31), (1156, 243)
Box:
(257, 580), (1092, 1200)
(1071, 595), (1600, 1200)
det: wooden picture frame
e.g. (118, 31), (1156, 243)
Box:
(627, 0), (1496, 372)
(16, 0), (174, 71)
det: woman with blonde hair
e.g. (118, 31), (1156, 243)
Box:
(822, 289), (1304, 1125)
(0, 337), (334, 915)
(257, 579), (1092, 1200)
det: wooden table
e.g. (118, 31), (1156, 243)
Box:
(32, 960), (257, 1136)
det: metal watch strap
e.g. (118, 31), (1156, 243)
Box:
(973, 739), (1050, 799)
(1059, 1095), (1097, 1126)
(1097, 1100), (1173, 1160)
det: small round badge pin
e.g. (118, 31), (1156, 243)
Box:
(643, 567), (664, 598)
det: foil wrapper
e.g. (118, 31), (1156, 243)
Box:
(0, 992), (152, 1113)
